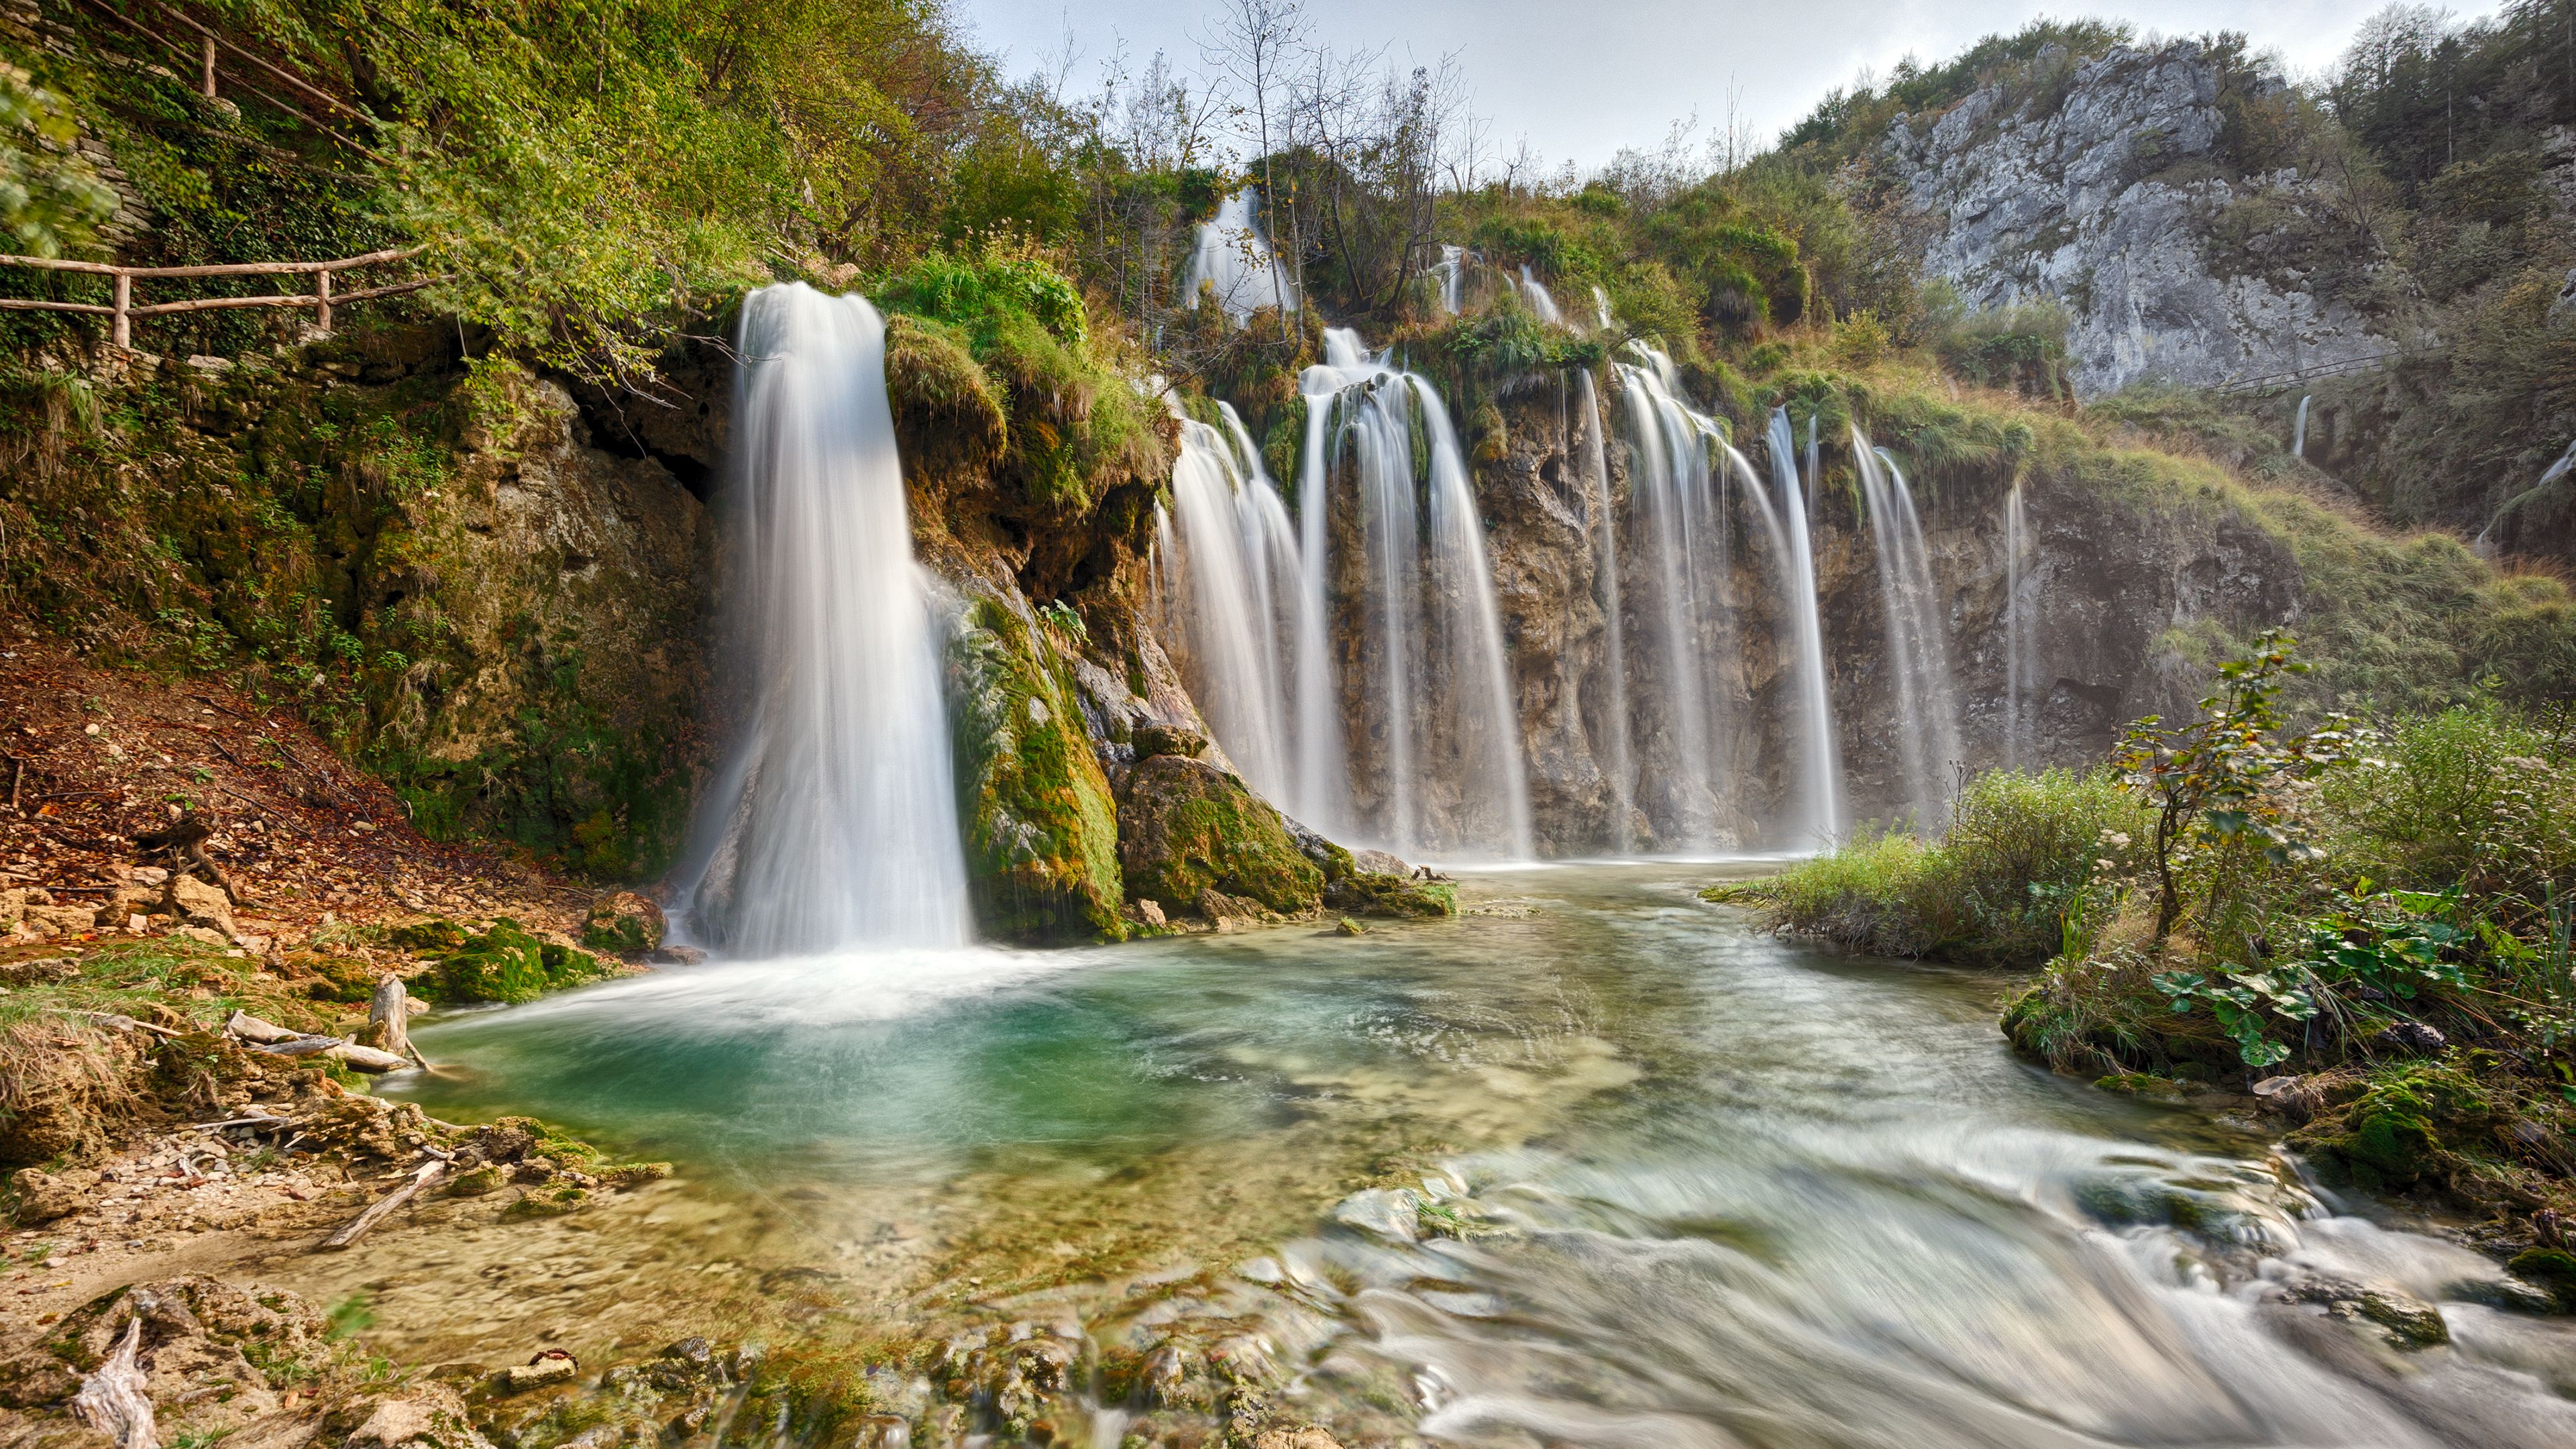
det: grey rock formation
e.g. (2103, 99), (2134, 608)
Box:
(1882, 40), (2391, 396)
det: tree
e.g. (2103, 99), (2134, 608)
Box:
(1202, 0), (1309, 337)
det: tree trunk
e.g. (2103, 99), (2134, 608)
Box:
(72, 1316), (156, 1449)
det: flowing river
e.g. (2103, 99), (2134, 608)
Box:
(333, 865), (2576, 1448)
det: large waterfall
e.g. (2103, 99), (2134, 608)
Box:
(676, 284), (971, 955)
(1184, 189), (1298, 327)
(1765, 408), (1845, 848)
(1611, 345), (1741, 846)
(1150, 400), (1309, 808)
(1854, 430), (1963, 826)
(1302, 330), (1533, 858)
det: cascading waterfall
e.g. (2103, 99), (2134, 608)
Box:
(1766, 408), (1845, 849)
(1575, 369), (1634, 852)
(2003, 482), (2036, 767)
(1853, 431), (1963, 826)
(1517, 264), (1564, 326)
(1184, 189), (1297, 327)
(676, 284), (971, 955)
(1150, 400), (1307, 808)
(1434, 244), (1466, 315)
(1611, 345), (1739, 846)
(1299, 329), (1533, 859)
(2292, 394), (2312, 459)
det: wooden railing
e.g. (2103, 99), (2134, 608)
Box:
(0, 248), (435, 347)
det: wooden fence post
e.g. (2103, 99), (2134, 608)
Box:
(201, 38), (215, 98)
(316, 267), (331, 335)
(111, 272), (131, 349)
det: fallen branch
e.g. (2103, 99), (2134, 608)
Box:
(224, 1010), (302, 1044)
(316, 1156), (453, 1250)
(68, 1010), (183, 1040)
(70, 1315), (156, 1449)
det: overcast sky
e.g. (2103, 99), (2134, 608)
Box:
(960, 0), (2497, 172)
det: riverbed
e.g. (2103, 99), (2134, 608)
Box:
(316, 863), (2576, 1447)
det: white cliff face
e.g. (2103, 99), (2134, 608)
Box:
(1883, 41), (2392, 396)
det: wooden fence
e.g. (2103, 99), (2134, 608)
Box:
(0, 248), (434, 347)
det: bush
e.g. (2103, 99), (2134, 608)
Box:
(1719, 767), (2143, 967)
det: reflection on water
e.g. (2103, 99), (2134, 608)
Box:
(355, 865), (2576, 1446)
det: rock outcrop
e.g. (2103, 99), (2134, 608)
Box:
(1880, 40), (2392, 395)
(1116, 753), (1324, 919)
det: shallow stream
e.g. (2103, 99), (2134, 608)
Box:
(329, 865), (2576, 1446)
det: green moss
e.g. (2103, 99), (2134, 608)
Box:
(416, 919), (611, 1004)
(946, 596), (1126, 943)
(2290, 1062), (2495, 1192)
(2508, 1248), (2576, 1310)
(1116, 754), (1323, 915)
(501, 1183), (590, 1220)
(1324, 873), (1457, 919)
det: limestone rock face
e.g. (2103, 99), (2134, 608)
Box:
(1882, 40), (2391, 395)
(1116, 755), (1323, 918)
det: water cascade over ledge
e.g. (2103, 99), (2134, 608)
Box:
(1299, 329), (1534, 858)
(675, 284), (971, 955)
(1766, 407), (1845, 848)
(1184, 189), (1298, 327)
(1854, 429), (1964, 826)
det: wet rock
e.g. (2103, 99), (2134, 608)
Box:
(1133, 898), (1167, 928)
(1117, 755), (1322, 916)
(1350, 849), (1408, 877)
(1277, 815), (1358, 882)
(946, 595), (1127, 944)
(1252, 1431), (1344, 1449)
(2250, 1075), (2324, 1122)
(2508, 1248), (2576, 1311)
(579, 894), (665, 956)
(494, 1352), (577, 1395)
(1322, 873), (1456, 920)
(418, 921), (609, 1005)
(1334, 918), (1366, 936)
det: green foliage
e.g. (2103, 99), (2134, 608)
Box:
(416, 919), (611, 1004)
(1917, 285), (2071, 400)
(0, 62), (115, 258)
(1724, 767), (2143, 967)
(2111, 631), (2360, 943)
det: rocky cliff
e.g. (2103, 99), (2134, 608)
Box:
(1879, 40), (2392, 396)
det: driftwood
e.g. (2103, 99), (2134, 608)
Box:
(70, 1315), (156, 1449)
(329, 1042), (408, 1073)
(317, 1157), (454, 1250)
(229, 1010), (405, 1073)
(224, 1010), (302, 1044)
(246, 1034), (344, 1059)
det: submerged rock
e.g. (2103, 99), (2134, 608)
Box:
(1324, 872), (1457, 919)
(579, 893), (664, 955)
(1116, 755), (1322, 917)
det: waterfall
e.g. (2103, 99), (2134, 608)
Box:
(2292, 394), (2312, 459)
(1517, 264), (1564, 326)
(2003, 483), (2035, 767)
(1765, 408), (1845, 849)
(1434, 244), (1466, 315)
(1592, 285), (1615, 332)
(1612, 345), (1738, 846)
(1298, 329), (1533, 859)
(1853, 431), (1963, 826)
(1184, 189), (1297, 327)
(1576, 369), (1633, 852)
(676, 284), (971, 955)
(1150, 401), (1305, 808)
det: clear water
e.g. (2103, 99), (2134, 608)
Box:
(370, 866), (2576, 1446)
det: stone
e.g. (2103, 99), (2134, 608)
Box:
(1134, 899), (1166, 928)
(166, 875), (237, 940)
(8, 1168), (95, 1224)
(1130, 722), (1209, 760)
(579, 892), (665, 955)
(1334, 917), (1366, 936)
(339, 1385), (494, 1449)
(1324, 872), (1457, 920)
(496, 1352), (577, 1393)
(0, 958), (77, 987)
(1350, 849), (1409, 877)
(2375, 1020), (2445, 1054)
(21, 906), (96, 937)
(1117, 754), (1323, 916)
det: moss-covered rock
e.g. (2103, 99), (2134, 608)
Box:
(885, 313), (1008, 487)
(580, 892), (665, 955)
(417, 919), (611, 1004)
(1324, 872), (1458, 918)
(947, 596), (1126, 943)
(1116, 755), (1323, 916)
(2288, 1061), (2496, 1193)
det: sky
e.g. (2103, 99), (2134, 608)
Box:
(960, 0), (2502, 172)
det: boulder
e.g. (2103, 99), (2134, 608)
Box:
(1116, 755), (1322, 916)
(1324, 873), (1457, 919)
(0, 958), (78, 987)
(1351, 849), (1409, 877)
(8, 1169), (96, 1225)
(579, 893), (665, 955)
(164, 876), (237, 941)
(335, 1385), (493, 1449)
(1130, 723), (1208, 760)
